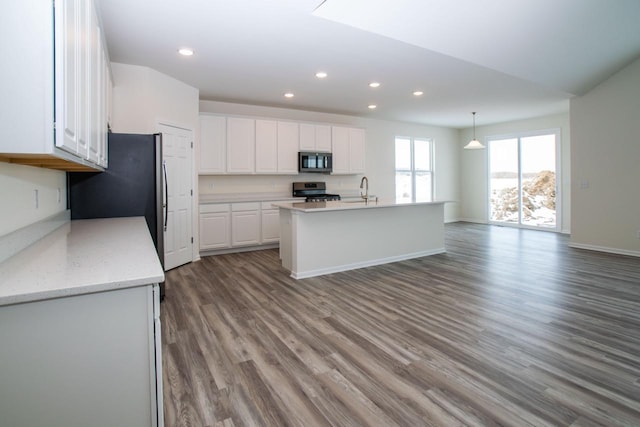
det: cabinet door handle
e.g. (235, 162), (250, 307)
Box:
(163, 160), (168, 231)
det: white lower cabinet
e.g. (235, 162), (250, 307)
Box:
(199, 204), (231, 250)
(261, 202), (280, 243)
(231, 202), (261, 246)
(199, 200), (295, 252)
(0, 285), (162, 427)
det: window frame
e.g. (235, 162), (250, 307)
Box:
(486, 128), (561, 232)
(394, 136), (434, 203)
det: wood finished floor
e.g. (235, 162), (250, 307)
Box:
(161, 222), (640, 427)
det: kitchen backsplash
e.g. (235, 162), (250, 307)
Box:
(198, 174), (361, 197)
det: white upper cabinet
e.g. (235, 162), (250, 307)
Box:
(331, 126), (350, 174)
(348, 127), (366, 174)
(0, 0), (110, 171)
(86, 6), (101, 164)
(57, 0), (79, 156)
(199, 115), (226, 174)
(316, 125), (332, 152)
(255, 120), (298, 174)
(277, 121), (299, 174)
(331, 126), (366, 175)
(198, 114), (362, 176)
(299, 123), (331, 152)
(255, 119), (278, 173)
(227, 117), (255, 174)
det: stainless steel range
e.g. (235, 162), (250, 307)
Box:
(292, 181), (341, 202)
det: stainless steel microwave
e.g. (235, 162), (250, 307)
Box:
(299, 152), (332, 173)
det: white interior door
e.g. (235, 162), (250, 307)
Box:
(159, 123), (193, 270)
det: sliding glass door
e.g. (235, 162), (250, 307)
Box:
(488, 131), (559, 230)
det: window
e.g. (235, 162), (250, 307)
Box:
(395, 137), (433, 203)
(488, 130), (559, 230)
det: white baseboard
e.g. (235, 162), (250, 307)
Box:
(455, 218), (487, 224)
(568, 242), (640, 258)
(200, 243), (279, 258)
(291, 248), (446, 279)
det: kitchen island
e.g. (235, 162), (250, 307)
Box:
(275, 199), (446, 279)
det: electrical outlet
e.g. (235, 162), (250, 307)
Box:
(57, 188), (61, 204)
(34, 189), (39, 209)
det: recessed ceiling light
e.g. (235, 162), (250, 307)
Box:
(413, 91), (424, 96)
(284, 92), (295, 98)
(368, 104), (377, 109)
(315, 72), (328, 79)
(369, 82), (380, 88)
(178, 48), (194, 56)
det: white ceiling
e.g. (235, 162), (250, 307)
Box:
(96, 0), (640, 128)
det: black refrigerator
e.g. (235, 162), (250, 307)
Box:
(68, 133), (166, 298)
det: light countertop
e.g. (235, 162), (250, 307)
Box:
(198, 190), (363, 204)
(199, 192), (296, 204)
(0, 217), (165, 306)
(273, 199), (448, 213)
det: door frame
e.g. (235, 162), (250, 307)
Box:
(486, 128), (562, 232)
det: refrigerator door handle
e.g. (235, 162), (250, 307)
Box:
(163, 160), (168, 232)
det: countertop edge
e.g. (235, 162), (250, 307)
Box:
(0, 276), (165, 307)
(199, 193), (294, 204)
(275, 200), (451, 213)
(198, 191), (363, 204)
(0, 217), (165, 307)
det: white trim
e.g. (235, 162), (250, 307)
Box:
(154, 119), (192, 133)
(456, 218), (488, 224)
(394, 136), (434, 203)
(290, 248), (446, 279)
(568, 242), (640, 258)
(199, 243), (279, 257)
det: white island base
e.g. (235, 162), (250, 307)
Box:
(277, 201), (446, 279)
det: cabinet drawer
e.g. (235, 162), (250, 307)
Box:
(231, 202), (260, 212)
(199, 203), (230, 214)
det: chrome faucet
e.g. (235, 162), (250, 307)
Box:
(359, 176), (369, 200)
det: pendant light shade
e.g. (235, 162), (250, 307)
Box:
(464, 112), (485, 150)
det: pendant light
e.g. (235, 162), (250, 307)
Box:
(464, 112), (485, 149)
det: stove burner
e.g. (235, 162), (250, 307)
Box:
(293, 181), (341, 203)
(305, 194), (341, 203)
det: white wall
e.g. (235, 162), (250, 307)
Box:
(0, 163), (67, 237)
(111, 63), (199, 134)
(459, 113), (571, 232)
(570, 57), (640, 256)
(111, 63), (200, 259)
(199, 100), (461, 221)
